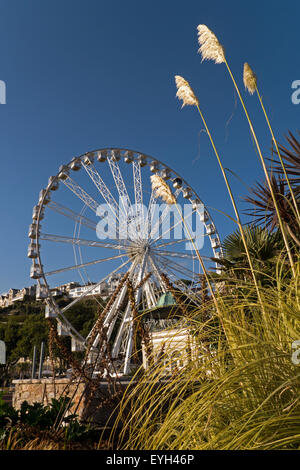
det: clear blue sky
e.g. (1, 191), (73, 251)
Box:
(0, 0), (299, 292)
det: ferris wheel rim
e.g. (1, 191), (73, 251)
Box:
(29, 147), (223, 370)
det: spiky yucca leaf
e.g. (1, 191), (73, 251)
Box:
(244, 176), (297, 232)
(271, 131), (300, 185)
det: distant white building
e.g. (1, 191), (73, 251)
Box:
(68, 274), (123, 299)
(0, 285), (37, 308)
(36, 281), (81, 300)
(0, 295), (8, 308)
(12, 285), (37, 303)
(107, 273), (123, 291)
(68, 281), (109, 299)
(0, 274), (125, 309)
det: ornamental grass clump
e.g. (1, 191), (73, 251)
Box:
(109, 258), (300, 450)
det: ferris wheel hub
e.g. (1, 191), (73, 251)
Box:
(126, 240), (151, 261)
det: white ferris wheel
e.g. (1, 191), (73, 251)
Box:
(28, 148), (222, 375)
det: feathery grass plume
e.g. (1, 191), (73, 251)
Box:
(150, 174), (176, 204)
(197, 24), (225, 64)
(243, 62), (300, 235)
(243, 63), (257, 95)
(175, 75), (199, 108)
(196, 26), (296, 276)
(150, 175), (223, 320)
(244, 63), (300, 224)
(174, 72), (264, 312)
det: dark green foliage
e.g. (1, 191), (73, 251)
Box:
(0, 393), (94, 444)
(12, 313), (49, 361)
(0, 297), (103, 364)
(0, 392), (18, 433)
(18, 398), (75, 428)
(0, 393), (72, 431)
(61, 297), (100, 338)
(216, 225), (285, 286)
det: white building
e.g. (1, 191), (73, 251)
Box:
(68, 281), (109, 299)
(0, 285), (37, 308)
(0, 274), (125, 309)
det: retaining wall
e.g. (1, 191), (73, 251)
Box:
(12, 378), (123, 425)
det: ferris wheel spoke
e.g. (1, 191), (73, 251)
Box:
(62, 176), (100, 213)
(149, 202), (172, 240)
(149, 188), (182, 240)
(87, 259), (138, 349)
(165, 274), (202, 306)
(158, 267), (190, 294)
(143, 188), (156, 239)
(153, 238), (192, 249)
(47, 201), (97, 231)
(39, 233), (128, 251)
(107, 153), (136, 241)
(82, 161), (122, 226)
(154, 253), (199, 279)
(132, 161), (145, 242)
(147, 255), (167, 293)
(44, 253), (127, 277)
(150, 255), (199, 303)
(144, 259), (159, 306)
(150, 203), (195, 245)
(161, 264), (196, 289)
(132, 161), (144, 219)
(153, 248), (210, 261)
(152, 257), (201, 299)
(72, 208), (90, 287)
(111, 255), (147, 364)
(144, 278), (157, 308)
(61, 258), (131, 313)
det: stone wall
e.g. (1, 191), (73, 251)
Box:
(12, 378), (127, 426)
(13, 378), (86, 417)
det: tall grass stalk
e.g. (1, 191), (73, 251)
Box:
(243, 62), (300, 225)
(175, 75), (264, 310)
(194, 103), (265, 310)
(151, 173), (223, 317)
(256, 88), (300, 223)
(223, 59), (296, 276)
(196, 25), (296, 276)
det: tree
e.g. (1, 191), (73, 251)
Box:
(12, 314), (49, 361)
(217, 225), (284, 286)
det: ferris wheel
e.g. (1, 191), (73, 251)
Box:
(28, 148), (222, 375)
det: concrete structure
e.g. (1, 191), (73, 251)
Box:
(141, 292), (199, 374)
(142, 327), (197, 374)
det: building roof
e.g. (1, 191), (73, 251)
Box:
(156, 292), (176, 308)
(141, 291), (179, 318)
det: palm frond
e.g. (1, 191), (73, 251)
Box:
(269, 131), (300, 184)
(244, 176), (296, 231)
